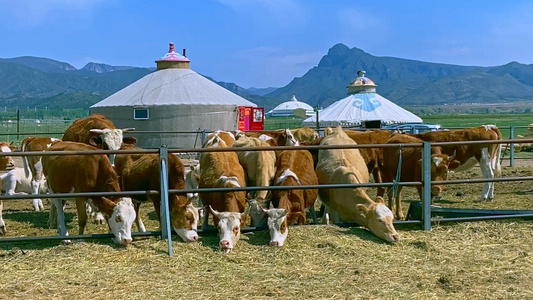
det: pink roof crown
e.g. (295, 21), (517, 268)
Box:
(156, 42), (190, 62)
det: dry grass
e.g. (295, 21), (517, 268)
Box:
(2, 163), (533, 299)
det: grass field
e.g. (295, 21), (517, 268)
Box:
(2, 163), (533, 299)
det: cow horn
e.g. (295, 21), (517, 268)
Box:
(121, 128), (135, 133)
(208, 205), (220, 218)
(90, 129), (104, 134)
(449, 150), (457, 161)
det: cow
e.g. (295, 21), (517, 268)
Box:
(315, 126), (400, 242)
(238, 129), (299, 147)
(0, 142), (16, 235)
(116, 150), (200, 243)
(199, 133), (247, 253)
(0, 168), (49, 234)
(382, 134), (461, 219)
(344, 129), (393, 197)
(204, 130), (236, 148)
(291, 127), (320, 143)
(20, 136), (60, 211)
(303, 129), (392, 197)
(232, 136), (276, 227)
(43, 141), (136, 246)
(412, 125), (502, 201)
(261, 149), (318, 247)
(62, 114), (134, 166)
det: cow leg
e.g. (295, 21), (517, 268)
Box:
(396, 186), (404, 220)
(134, 202), (146, 232)
(202, 208), (210, 231)
(76, 198), (88, 237)
(48, 200), (57, 228)
(308, 207), (319, 224)
(479, 148), (495, 201)
(31, 179), (43, 211)
(373, 168), (385, 198)
(52, 198), (70, 243)
(0, 200), (5, 235)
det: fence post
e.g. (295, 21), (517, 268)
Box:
(510, 126), (515, 167)
(159, 145), (173, 256)
(422, 141), (432, 231)
(16, 109), (20, 142)
(201, 129), (207, 145)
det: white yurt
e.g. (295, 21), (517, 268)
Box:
(266, 95), (315, 117)
(90, 43), (256, 148)
(302, 71), (422, 128)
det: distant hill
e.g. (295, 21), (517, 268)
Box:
(3, 44), (533, 112)
(5, 56), (76, 73)
(264, 43), (533, 109)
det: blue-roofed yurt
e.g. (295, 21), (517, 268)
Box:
(302, 71), (422, 127)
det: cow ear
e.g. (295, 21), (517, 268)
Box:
(448, 160), (462, 170)
(122, 136), (137, 145)
(375, 196), (385, 204)
(355, 204), (369, 219)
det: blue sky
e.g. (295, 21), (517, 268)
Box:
(1, 0), (533, 88)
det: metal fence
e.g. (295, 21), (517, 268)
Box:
(1, 137), (533, 256)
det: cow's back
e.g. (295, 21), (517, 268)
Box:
(43, 141), (119, 193)
(199, 150), (246, 213)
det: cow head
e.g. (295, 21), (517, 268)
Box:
(428, 152), (461, 197)
(356, 197), (399, 243)
(209, 206), (248, 253)
(90, 128), (134, 165)
(172, 195), (201, 243)
(284, 129), (299, 146)
(105, 197), (136, 246)
(0, 143), (15, 170)
(203, 133), (227, 148)
(261, 207), (291, 247)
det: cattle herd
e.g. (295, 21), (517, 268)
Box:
(0, 114), (503, 252)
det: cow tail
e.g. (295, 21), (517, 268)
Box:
(21, 138), (32, 179)
(492, 127), (503, 177)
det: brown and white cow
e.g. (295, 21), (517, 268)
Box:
(262, 149), (318, 247)
(382, 134), (461, 219)
(303, 129), (392, 198)
(238, 129), (299, 147)
(43, 141), (136, 246)
(412, 125), (502, 201)
(232, 136), (276, 227)
(20, 136), (60, 211)
(0, 142), (16, 235)
(291, 127), (320, 143)
(344, 129), (393, 197)
(199, 134), (247, 253)
(116, 150), (201, 243)
(204, 130), (236, 148)
(62, 114), (134, 166)
(315, 126), (399, 242)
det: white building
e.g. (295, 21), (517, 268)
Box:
(266, 95), (315, 117)
(90, 43), (256, 148)
(303, 71), (422, 127)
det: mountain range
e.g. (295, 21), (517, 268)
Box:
(2, 44), (533, 111)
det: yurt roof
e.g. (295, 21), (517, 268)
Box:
(267, 95), (314, 114)
(91, 43), (256, 108)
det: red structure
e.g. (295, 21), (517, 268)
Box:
(238, 106), (264, 131)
